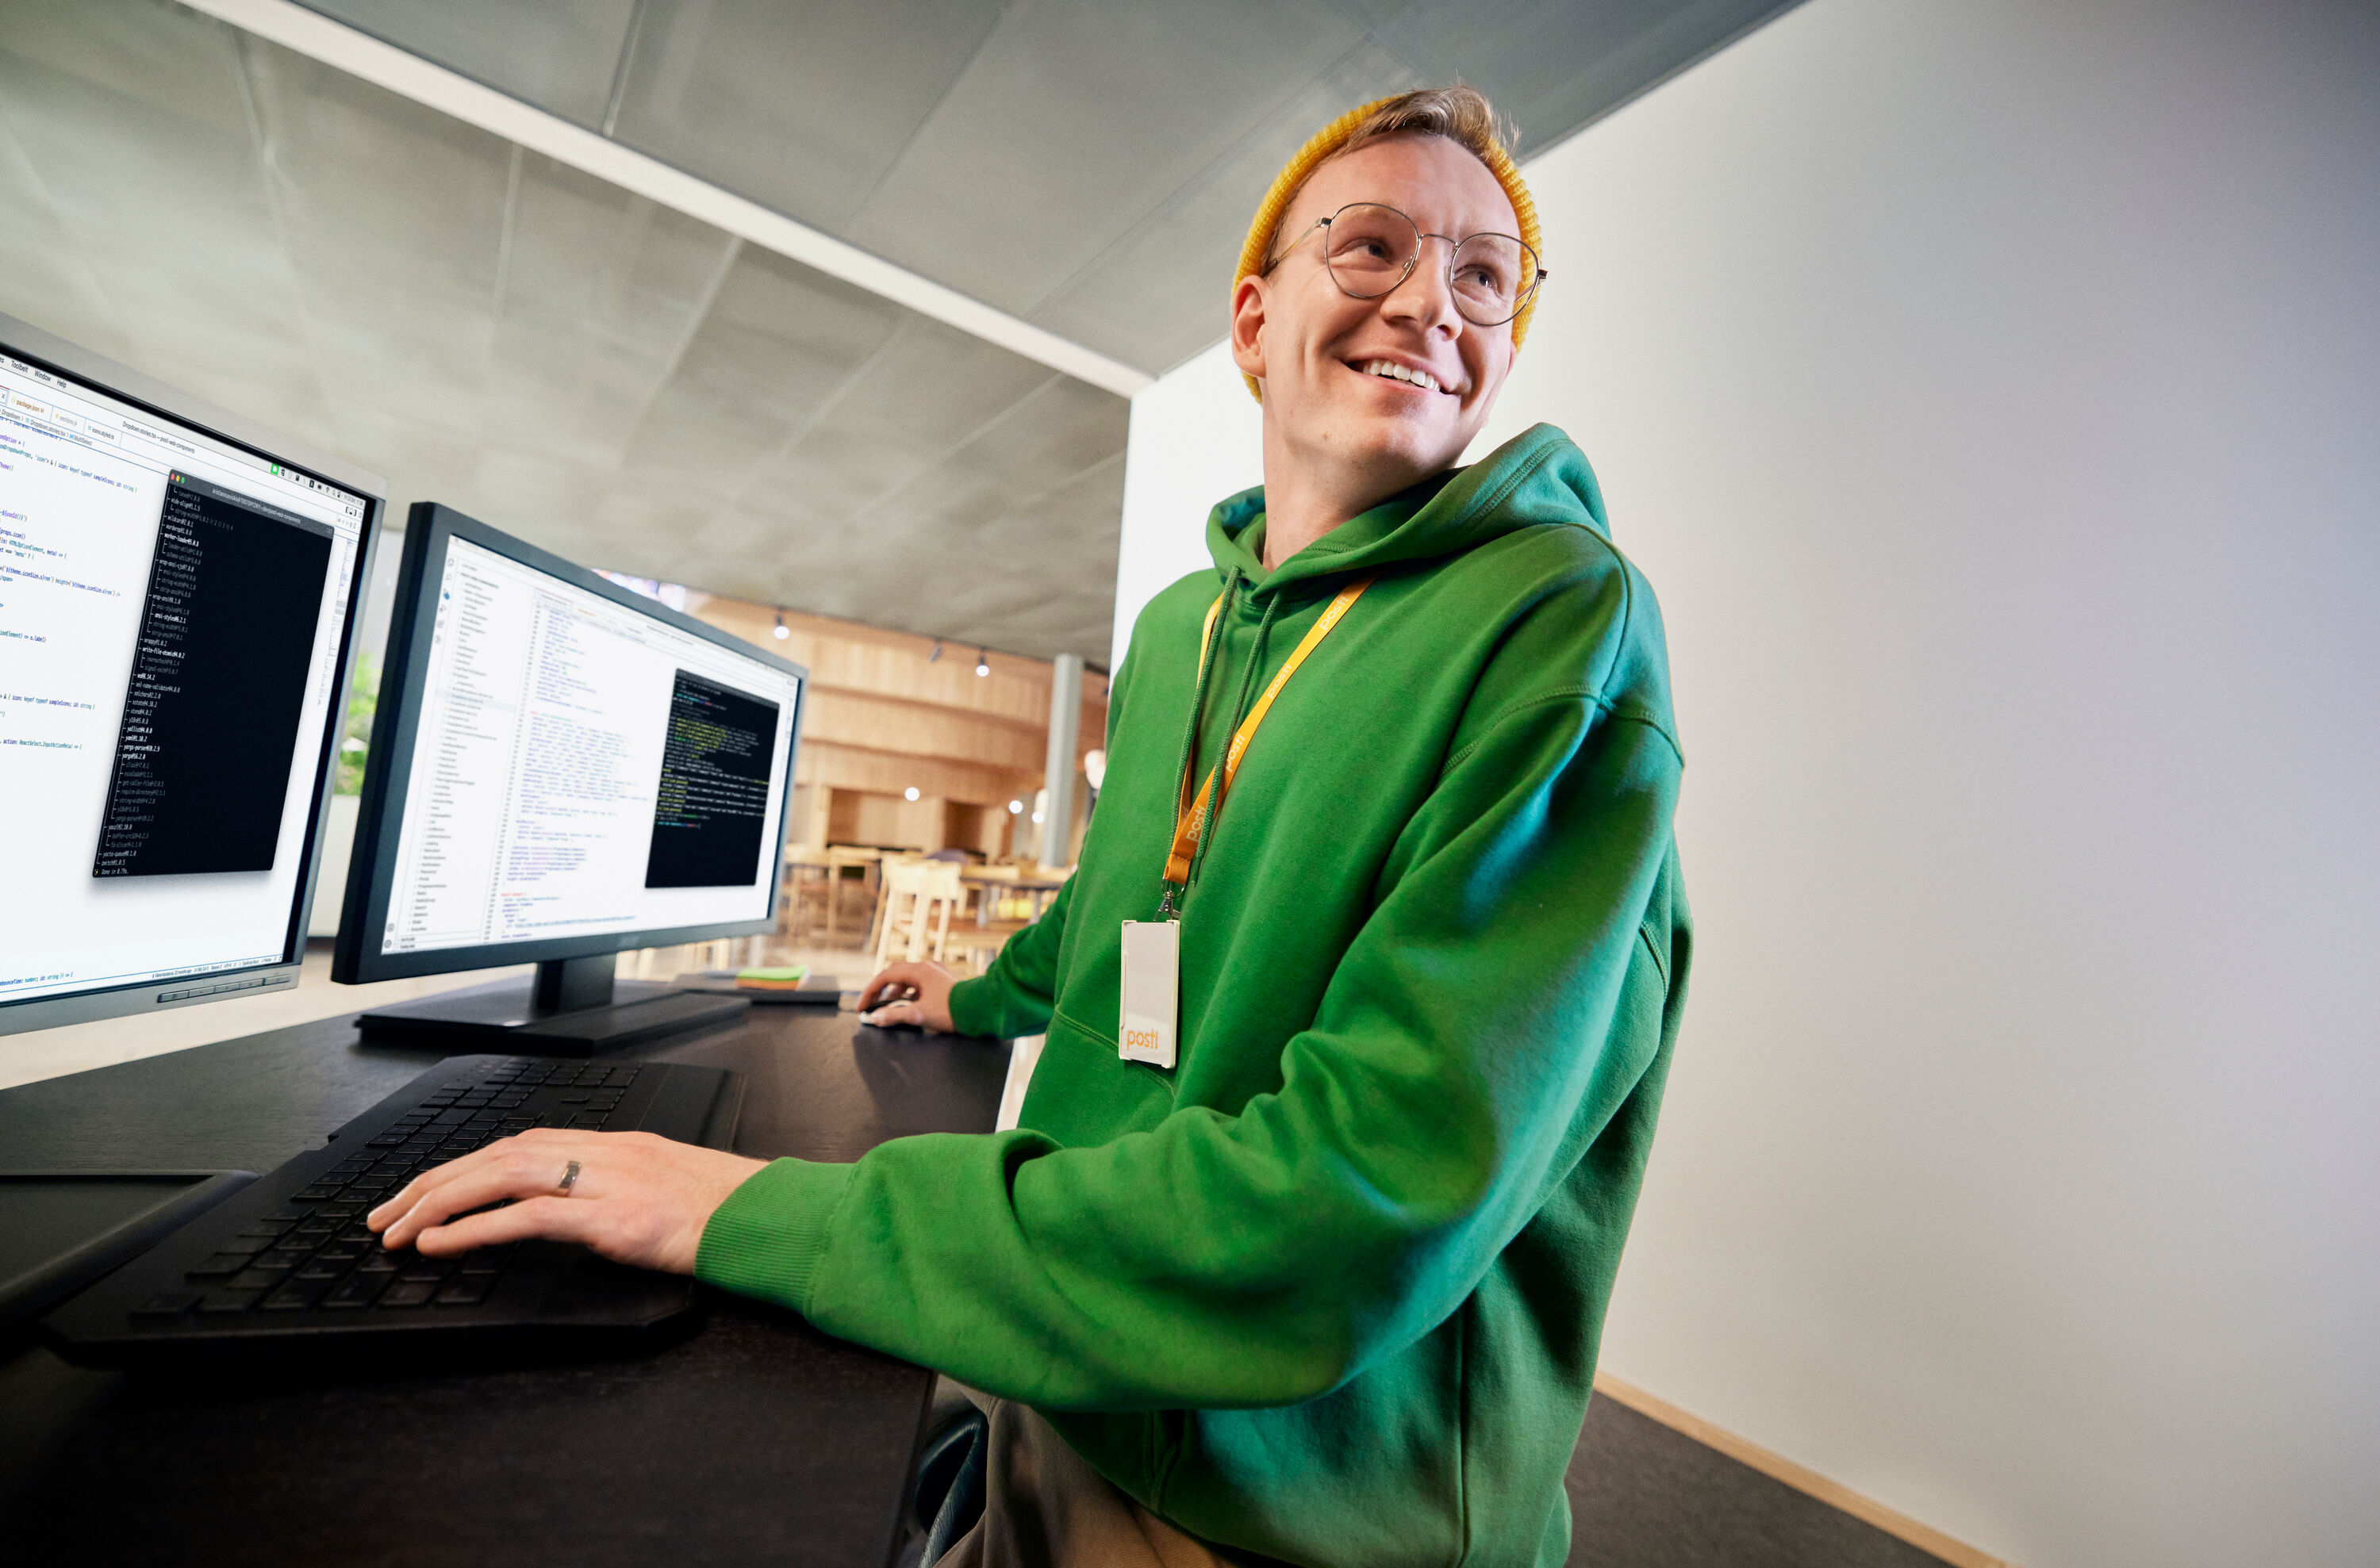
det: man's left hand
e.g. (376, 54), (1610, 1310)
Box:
(367, 1127), (768, 1274)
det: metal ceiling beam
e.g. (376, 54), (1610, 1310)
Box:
(182, 0), (1156, 399)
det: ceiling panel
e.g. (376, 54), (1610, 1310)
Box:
(0, 3), (331, 445)
(252, 1), (1804, 378)
(240, 41), (514, 442)
(483, 152), (743, 463)
(1023, 40), (1421, 373)
(0, 0), (1802, 663)
(1359, 0), (1797, 154)
(612, 245), (908, 496)
(610, 0), (1008, 231)
(747, 317), (1059, 520)
(295, 0), (636, 128)
(865, 376), (1128, 539)
(845, 0), (1368, 318)
(0, 100), (135, 366)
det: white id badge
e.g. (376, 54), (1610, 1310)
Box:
(1118, 919), (1179, 1068)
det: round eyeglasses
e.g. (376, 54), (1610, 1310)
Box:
(1267, 202), (1545, 328)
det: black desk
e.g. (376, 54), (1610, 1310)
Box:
(0, 999), (1010, 1566)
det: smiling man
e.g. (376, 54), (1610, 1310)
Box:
(370, 87), (1690, 1568)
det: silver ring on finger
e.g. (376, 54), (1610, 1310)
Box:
(556, 1159), (582, 1196)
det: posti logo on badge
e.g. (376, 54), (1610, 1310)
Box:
(1123, 1026), (1162, 1056)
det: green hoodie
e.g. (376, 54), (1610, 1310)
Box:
(698, 423), (1691, 1568)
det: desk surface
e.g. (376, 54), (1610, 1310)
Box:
(0, 996), (1009, 1567)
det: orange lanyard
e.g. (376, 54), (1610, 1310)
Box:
(1163, 575), (1374, 886)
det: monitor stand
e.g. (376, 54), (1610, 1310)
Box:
(355, 954), (749, 1057)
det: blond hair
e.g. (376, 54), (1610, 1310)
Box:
(1233, 86), (1542, 400)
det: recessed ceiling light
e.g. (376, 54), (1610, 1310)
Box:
(975, 649), (989, 677)
(1007, 799), (1023, 815)
(904, 787), (920, 802)
(772, 610), (789, 640)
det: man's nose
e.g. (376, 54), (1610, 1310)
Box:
(1377, 240), (1465, 335)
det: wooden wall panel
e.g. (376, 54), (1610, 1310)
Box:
(681, 589), (1108, 854)
(801, 688), (1045, 772)
(795, 742), (1033, 807)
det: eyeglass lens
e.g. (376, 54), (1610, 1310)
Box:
(1319, 204), (1538, 326)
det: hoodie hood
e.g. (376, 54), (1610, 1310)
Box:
(1204, 422), (1610, 596)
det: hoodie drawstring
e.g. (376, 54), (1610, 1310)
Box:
(1186, 591), (1280, 892)
(1157, 568), (1241, 914)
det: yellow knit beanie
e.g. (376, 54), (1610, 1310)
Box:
(1233, 91), (1541, 401)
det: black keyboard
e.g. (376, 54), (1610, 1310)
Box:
(44, 1053), (743, 1363)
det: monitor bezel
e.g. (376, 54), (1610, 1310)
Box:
(0, 311), (385, 1037)
(332, 502), (809, 985)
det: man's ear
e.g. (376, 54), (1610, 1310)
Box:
(1229, 273), (1269, 385)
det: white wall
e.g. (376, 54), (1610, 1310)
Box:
(1112, 339), (1263, 669)
(1110, 3), (2380, 1564)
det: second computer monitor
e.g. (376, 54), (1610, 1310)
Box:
(334, 504), (806, 1024)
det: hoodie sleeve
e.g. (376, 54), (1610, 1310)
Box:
(945, 618), (1149, 1041)
(697, 642), (1687, 1410)
(946, 872), (1077, 1041)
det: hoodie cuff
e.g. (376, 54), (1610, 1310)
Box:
(695, 1157), (858, 1314)
(947, 974), (1000, 1039)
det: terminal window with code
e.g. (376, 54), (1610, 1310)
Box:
(0, 355), (364, 1006)
(378, 539), (800, 957)
(94, 473), (332, 877)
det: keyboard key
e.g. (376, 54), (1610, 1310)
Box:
(198, 1289), (263, 1313)
(230, 1268), (286, 1290)
(258, 1248), (313, 1271)
(321, 1275), (385, 1309)
(455, 1249), (513, 1275)
(376, 1281), (436, 1308)
(294, 1184), (344, 1202)
(319, 1203), (365, 1218)
(353, 1252), (402, 1275)
(262, 1206), (316, 1222)
(186, 1253), (254, 1280)
(134, 1291), (202, 1317)
(433, 1277), (493, 1306)
(339, 1223), (380, 1242)
(398, 1260), (454, 1283)
(263, 1278), (334, 1309)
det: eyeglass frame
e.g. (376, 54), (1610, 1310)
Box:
(1263, 201), (1547, 328)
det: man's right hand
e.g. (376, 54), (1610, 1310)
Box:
(857, 960), (958, 1033)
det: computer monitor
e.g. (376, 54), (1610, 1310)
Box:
(332, 503), (808, 1053)
(0, 312), (380, 1037)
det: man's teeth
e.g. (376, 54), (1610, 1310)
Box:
(1361, 359), (1441, 393)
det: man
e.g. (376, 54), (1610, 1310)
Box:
(371, 86), (1690, 1568)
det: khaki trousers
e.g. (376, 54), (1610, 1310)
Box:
(935, 1389), (1237, 1568)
